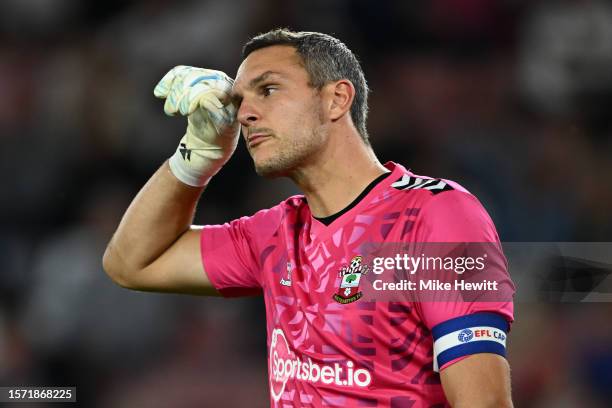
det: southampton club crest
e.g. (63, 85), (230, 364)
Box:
(333, 256), (369, 304)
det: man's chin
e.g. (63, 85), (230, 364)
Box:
(254, 163), (286, 179)
(253, 158), (292, 179)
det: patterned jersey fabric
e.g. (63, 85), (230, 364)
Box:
(200, 162), (514, 407)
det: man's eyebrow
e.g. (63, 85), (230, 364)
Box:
(248, 71), (285, 88)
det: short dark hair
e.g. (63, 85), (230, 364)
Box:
(242, 29), (370, 143)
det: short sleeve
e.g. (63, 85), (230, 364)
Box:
(200, 206), (283, 297)
(412, 190), (515, 371)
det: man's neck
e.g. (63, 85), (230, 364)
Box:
(289, 130), (388, 218)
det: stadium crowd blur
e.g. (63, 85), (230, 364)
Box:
(1, 1), (611, 406)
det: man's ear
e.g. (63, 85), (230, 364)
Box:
(325, 79), (355, 121)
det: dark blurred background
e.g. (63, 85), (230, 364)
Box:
(1, 0), (611, 406)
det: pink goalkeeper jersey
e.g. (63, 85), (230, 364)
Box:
(200, 162), (515, 407)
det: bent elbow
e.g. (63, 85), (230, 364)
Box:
(102, 245), (134, 289)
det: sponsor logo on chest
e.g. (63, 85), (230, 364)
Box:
(269, 328), (372, 402)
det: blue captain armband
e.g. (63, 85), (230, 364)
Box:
(431, 312), (509, 372)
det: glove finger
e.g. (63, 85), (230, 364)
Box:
(165, 74), (191, 115)
(200, 98), (226, 124)
(203, 98), (236, 127)
(224, 101), (237, 118)
(178, 85), (208, 116)
(175, 69), (217, 115)
(164, 89), (180, 115)
(154, 65), (187, 99)
(215, 86), (234, 107)
(182, 88), (223, 116)
(180, 80), (216, 115)
(187, 72), (224, 88)
(215, 75), (234, 95)
(187, 89), (210, 115)
(219, 98), (238, 122)
(178, 85), (196, 116)
(202, 88), (226, 108)
(191, 73), (234, 100)
(191, 69), (233, 85)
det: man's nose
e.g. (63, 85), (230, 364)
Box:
(237, 99), (259, 127)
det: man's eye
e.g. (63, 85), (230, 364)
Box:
(262, 86), (277, 96)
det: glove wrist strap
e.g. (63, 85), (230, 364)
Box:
(168, 146), (218, 187)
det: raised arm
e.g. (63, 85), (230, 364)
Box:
(103, 66), (240, 295)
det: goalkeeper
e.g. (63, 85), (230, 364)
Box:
(104, 29), (514, 407)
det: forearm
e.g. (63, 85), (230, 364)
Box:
(103, 161), (203, 283)
(103, 66), (238, 291)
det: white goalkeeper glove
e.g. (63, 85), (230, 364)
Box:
(154, 65), (240, 187)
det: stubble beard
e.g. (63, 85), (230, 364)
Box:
(253, 104), (326, 179)
(254, 127), (325, 178)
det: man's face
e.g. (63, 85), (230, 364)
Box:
(232, 45), (328, 177)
